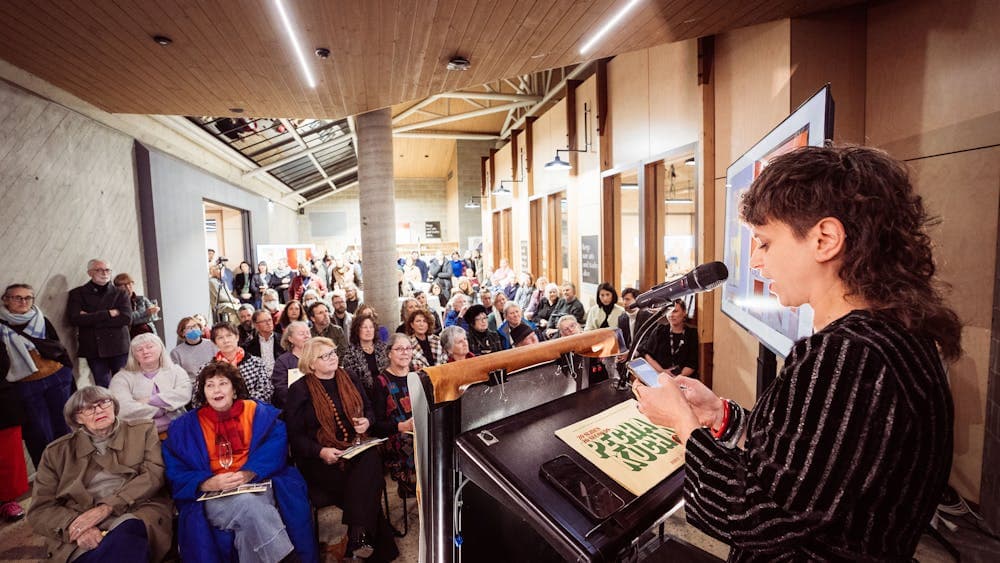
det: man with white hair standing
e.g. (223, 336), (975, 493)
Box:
(67, 258), (132, 387)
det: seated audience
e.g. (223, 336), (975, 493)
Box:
(236, 304), (256, 346)
(490, 258), (515, 288)
(110, 334), (191, 437)
(498, 302), (537, 350)
(511, 323), (539, 348)
(406, 309), (444, 369)
(245, 310), (281, 376)
(428, 282), (446, 309)
(372, 334), (418, 497)
(169, 316), (218, 385)
(557, 315), (582, 337)
(355, 304), (390, 342)
(261, 289), (284, 323)
(477, 288), (493, 310)
(270, 321), (312, 410)
(309, 302), (348, 357)
(532, 283), (560, 332)
(487, 292), (506, 333)
(340, 315), (388, 399)
(29, 386), (173, 562)
(329, 290), (354, 334)
(548, 282), (586, 328)
(0, 283), (74, 467)
(413, 290), (442, 335)
(279, 299), (306, 331)
(441, 326), (474, 363)
(286, 338), (392, 560)
(585, 282), (626, 331)
(444, 294), (470, 331)
(512, 272), (534, 311)
(463, 304), (503, 356)
(395, 298), (420, 334)
(523, 276), (548, 320)
(163, 362), (317, 563)
(201, 322), (272, 405)
(301, 290), (322, 319)
(638, 299), (699, 377)
(113, 273), (159, 338)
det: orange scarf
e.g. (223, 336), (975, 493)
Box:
(215, 347), (245, 366)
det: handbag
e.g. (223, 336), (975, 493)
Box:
(20, 349), (64, 382)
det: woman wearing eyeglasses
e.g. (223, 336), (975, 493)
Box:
(285, 337), (393, 560)
(0, 283), (74, 468)
(28, 386), (173, 562)
(371, 333), (418, 499)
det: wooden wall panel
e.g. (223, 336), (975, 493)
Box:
(790, 5), (867, 144)
(607, 48), (651, 167)
(866, 0), (1000, 160)
(710, 19), (792, 408)
(0, 79), (141, 379)
(909, 147), (1000, 502)
(648, 40), (702, 156)
(713, 19), (791, 181)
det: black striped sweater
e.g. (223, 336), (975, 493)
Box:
(684, 310), (953, 561)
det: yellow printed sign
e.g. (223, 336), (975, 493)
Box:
(554, 399), (684, 496)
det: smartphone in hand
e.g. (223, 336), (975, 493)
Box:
(627, 358), (660, 388)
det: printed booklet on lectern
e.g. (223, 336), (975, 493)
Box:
(554, 400), (684, 496)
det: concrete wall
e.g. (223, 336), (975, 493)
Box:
(455, 140), (492, 249)
(0, 78), (142, 374)
(137, 145), (299, 339)
(300, 178), (454, 253)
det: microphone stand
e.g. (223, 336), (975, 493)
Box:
(614, 305), (670, 390)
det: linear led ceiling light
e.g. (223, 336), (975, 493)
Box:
(579, 0), (642, 55)
(275, 0), (317, 88)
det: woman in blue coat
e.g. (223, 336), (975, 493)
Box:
(163, 361), (318, 563)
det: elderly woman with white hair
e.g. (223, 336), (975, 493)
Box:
(28, 386), (173, 562)
(440, 326), (474, 363)
(110, 334), (192, 438)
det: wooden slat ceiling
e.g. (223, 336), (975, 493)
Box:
(0, 0), (861, 120)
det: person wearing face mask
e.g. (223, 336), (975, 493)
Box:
(169, 316), (219, 386)
(300, 289), (322, 321)
(261, 289), (284, 324)
(67, 259), (133, 387)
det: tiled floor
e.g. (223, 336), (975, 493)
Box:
(2, 481), (997, 562)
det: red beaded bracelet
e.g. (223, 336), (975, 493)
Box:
(710, 398), (730, 439)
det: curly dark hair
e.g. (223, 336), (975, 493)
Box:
(194, 361), (250, 406)
(404, 308), (436, 336)
(739, 144), (961, 361)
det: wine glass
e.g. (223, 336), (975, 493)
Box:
(218, 440), (233, 471)
(352, 406), (364, 446)
(150, 299), (160, 322)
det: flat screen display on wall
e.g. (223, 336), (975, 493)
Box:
(720, 85), (834, 357)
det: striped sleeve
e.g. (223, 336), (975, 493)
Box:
(684, 333), (897, 553)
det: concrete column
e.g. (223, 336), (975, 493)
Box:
(355, 108), (399, 326)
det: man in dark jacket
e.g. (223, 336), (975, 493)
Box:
(547, 282), (586, 329)
(67, 259), (132, 387)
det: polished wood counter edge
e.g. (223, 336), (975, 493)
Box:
(420, 328), (623, 404)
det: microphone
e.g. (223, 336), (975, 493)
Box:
(628, 261), (729, 310)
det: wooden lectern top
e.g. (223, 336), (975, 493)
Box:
(420, 328), (623, 404)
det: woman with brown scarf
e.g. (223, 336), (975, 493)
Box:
(285, 337), (394, 560)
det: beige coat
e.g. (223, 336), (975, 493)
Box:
(28, 419), (173, 562)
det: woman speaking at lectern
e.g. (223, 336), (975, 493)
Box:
(637, 145), (959, 561)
